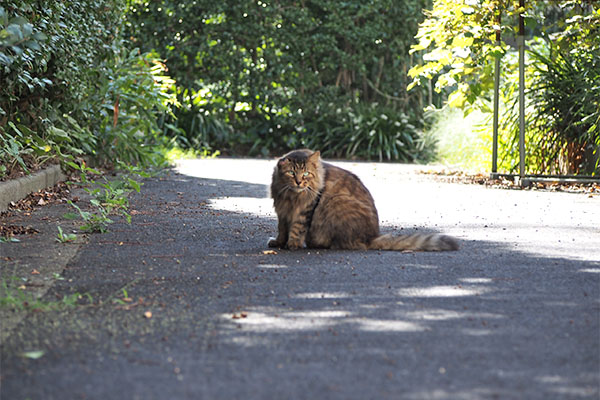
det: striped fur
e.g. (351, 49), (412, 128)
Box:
(269, 149), (459, 252)
(368, 233), (459, 251)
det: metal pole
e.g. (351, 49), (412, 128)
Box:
(518, 0), (526, 183)
(491, 11), (501, 176)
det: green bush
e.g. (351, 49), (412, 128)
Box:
(0, 1), (122, 161)
(84, 48), (177, 167)
(0, 1), (174, 178)
(300, 103), (433, 162)
(498, 39), (600, 174)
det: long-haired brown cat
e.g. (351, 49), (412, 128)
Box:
(269, 149), (458, 251)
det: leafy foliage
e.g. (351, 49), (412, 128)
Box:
(64, 160), (147, 233)
(0, 1), (174, 179)
(408, 0), (516, 107)
(409, 0), (599, 174)
(124, 0), (434, 159)
(301, 103), (433, 162)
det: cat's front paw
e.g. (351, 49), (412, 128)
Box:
(286, 239), (304, 250)
(267, 237), (282, 248)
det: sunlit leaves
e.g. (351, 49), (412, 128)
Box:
(408, 0), (513, 107)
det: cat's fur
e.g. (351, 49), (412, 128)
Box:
(269, 149), (459, 251)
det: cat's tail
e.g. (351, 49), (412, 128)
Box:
(368, 233), (459, 252)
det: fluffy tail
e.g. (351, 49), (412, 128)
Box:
(368, 233), (459, 252)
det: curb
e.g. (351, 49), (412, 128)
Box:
(0, 164), (66, 212)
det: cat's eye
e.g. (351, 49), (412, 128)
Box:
(302, 172), (310, 177)
(286, 171), (295, 176)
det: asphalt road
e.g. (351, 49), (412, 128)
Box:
(1, 158), (599, 400)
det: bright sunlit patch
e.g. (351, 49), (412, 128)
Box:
(536, 375), (568, 384)
(258, 264), (288, 269)
(353, 318), (427, 333)
(222, 310), (348, 332)
(578, 268), (600, 274)
(459, 278), (492, 284)
(175, 158), (272, 186)
(294, 292), (351, 299)
(397, 285), (489, 298)
(288, 310), (348, 319)
(461, 329), (493, 336)
(406, 308), (504, 322)
(208, 197), (274, 217)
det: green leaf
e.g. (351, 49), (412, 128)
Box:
(127, 178), (141, 192)
(62, 212), (79, 220)
(447, 90), (467, 108)
(22, 350), (45, 359)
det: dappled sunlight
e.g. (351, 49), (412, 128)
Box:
(536, 374), (599, 398)
(220, 309), (349, 333)
(461, 328), (493, 336)
(219, 282), (502, 342)
(397, 285), (490, 298)
(579, 268), (600, 274)
(257, 264), (289, 269)
(406, 387), (508, 400)
(294, 292), (352, 299)
(459, 277), (493, 284)
(220, 308), (428, 336)
(351, 318), (427, 333)
(405, 308), (503, 322)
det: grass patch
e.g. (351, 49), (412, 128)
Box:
(0, 277), (92, 311)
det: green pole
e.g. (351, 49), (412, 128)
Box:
(518, 0), (526, 183)
(492, 10), (501, 176)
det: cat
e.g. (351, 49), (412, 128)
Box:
(268, 149), (459, 251)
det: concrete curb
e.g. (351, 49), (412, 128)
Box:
(0, 164), (66, 212)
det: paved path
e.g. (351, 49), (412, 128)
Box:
(1, 158), (599, 399)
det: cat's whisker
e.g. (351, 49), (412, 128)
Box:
(278, 185), (292, 196)
(305, 187), (320, 200)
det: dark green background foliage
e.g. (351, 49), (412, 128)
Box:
(125, 0), (433, 160)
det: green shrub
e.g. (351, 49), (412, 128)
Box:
(83, 48), (177, 167)
(301, 103), (433, 162)
(0, 1), (123, 160)
(0, 1), (175, 177)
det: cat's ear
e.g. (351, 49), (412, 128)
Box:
(308, 151), (321, 163)
(277, 157), (290, 168)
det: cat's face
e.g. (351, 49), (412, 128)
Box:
(276, 150), (321, 194)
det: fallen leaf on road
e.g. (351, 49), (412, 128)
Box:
(232, 312), (248, 319)
(144, 311), (153, 319)
(31, 269), (40, 275)
(22, 350), (45, 359)
(262, 250), (277, 255)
